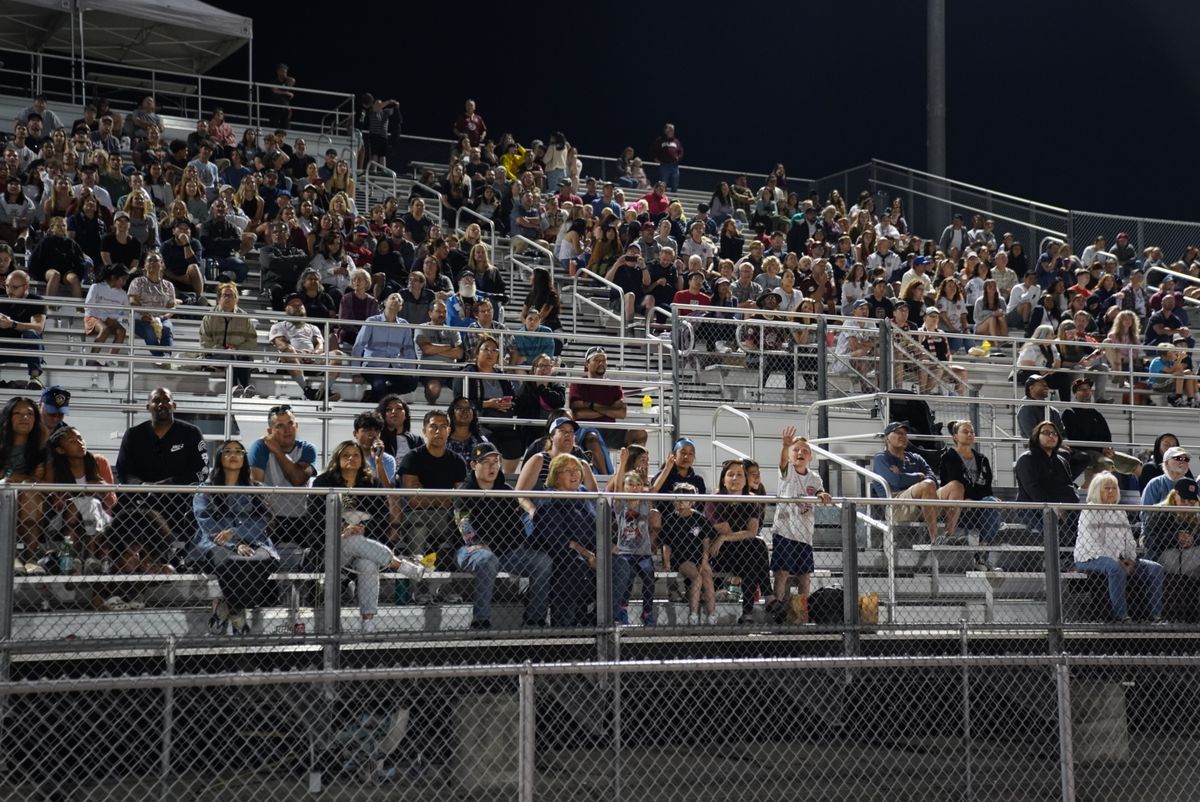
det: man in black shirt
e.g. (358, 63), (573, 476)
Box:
(115, 387), (209, 535)
(864, 278), (894, 320)
(200, 199), (248, 283)
(0, 270), (46, 388)
(160, 219), (207, 302)
(399, 410), (466, 565)
(261, 222), (310, 310)
(453, 442), (551, 628)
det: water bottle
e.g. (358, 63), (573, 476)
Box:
(58, 536), (76, 574)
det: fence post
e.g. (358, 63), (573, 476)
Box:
(960, 619), (973, 802)
(670, 306), (682, 449)
(1042, 506), (1064, 655)
(0, 488), (14, 680)
(323, 492), (342, 670)
(518, 661), (535, 802)
(594, 495), (613, 661)
(1055, 661), (1077, 802)
(841, 501), (859, 657)
(817, 318), (830, 489)
(878, 319), (893, 393)
(159, 635), (176, 802)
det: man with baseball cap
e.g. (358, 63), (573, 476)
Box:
(569, 346), (644, 468)
(1062, 377), (1141, 480)
(454, 441), (552, 629)
(1141, 446), (1196, 559)
(871, 420), (954, 543)
(39, 385), (70, 434)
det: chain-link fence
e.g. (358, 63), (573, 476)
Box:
(7, 654), (1200, 801)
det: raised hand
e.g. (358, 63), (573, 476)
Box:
(781, 425), (797, 449)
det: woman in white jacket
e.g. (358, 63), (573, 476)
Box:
(1073, 471), (1165, 622)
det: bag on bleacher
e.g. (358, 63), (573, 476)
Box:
(859, 592), (880, 625)
(785, 593), (808, 624)
(807, 585), (842, 625)
(44, 495), (113, 540)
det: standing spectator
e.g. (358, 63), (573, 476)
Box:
(657, 482), (717, 625)
(16, 94), (64, 131)
(529, 453), (596, 626)
(0, 270), (46, 388)
(706, 459), (772, 625)
(267, 64), (295, 129)
(1074, 472), (1165, 623)
(455, 442), (552, 629)
(653, 123), (684, 193)
(114, 387), (208, 535)
(939, 214), (968, 255)
(399, 410), (467, 565)
(0, 396), (48, 566)
(769, 427), (833, 622)
(361, 94), (400, 169)
(452, 99), (487, 148)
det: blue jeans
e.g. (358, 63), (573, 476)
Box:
(0, 330), (44, 374)
(613, 554), (655, 624)
(133, 317), (174, 357)
(961, 497), (1002, 544)
(544, 169), (565, 193)
(1074, 556), (1164, 620)
(658, 163), (680, 193)
(207, 256), (247, 283)
(456, 543), (553, 625)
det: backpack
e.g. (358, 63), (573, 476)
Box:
(807, 585), (843, 625)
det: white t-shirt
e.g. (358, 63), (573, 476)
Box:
(773, 466), (825, 544)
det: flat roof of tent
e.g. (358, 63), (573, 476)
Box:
(0, 0), (251, 74)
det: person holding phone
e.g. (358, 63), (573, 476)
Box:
(605, 242), (652, 326)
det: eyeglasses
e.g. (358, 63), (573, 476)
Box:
(1173, 456), (1192, 463)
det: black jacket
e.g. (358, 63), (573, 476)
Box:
(1061, 406), (1111, 454)
(938, 448), (994, 500)
(1014, 448), (1077, 503)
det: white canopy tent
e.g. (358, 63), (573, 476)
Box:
(0, 0), (251, 76)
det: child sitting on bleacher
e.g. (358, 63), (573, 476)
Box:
(657, 483), (717, 625)
(767, 427), (833, 624)
(612, 448), (655, 626)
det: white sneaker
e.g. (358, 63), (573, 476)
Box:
(687, 612), (700, 625)
(361, 617), (379, 633)
(715, 342), (731, 354)
(706, 613), (720, 625)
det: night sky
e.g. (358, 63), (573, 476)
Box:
(207, 0), (1197, 221)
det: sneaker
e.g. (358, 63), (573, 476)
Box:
(706, 613), (720, 625)
(715, 342), (731, 354)
(361, 617), (379, 633)
(242, 385), (258, 398)
(687, 612), (700, 625)
(228, 609), (249, 635)
(766, 599), (786, 624)
(25, 375), (44, 390)
(231, 385), (244, 398)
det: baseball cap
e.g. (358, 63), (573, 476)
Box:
(1071, 376), (1093, 389)
(1173, 333), (1188, 343)
(883, 420), (910, 436)
(852, 298), (870, 310)
(284, 292), (305, 306)
(584, 346), (606, 362)
(112, 210), (130, 221)
(40, 386), (70, 414)
(470, 442), (499, 462)
(548, 416), (577, 435)
(1024, 373), (1048, 388)
(353, 225), (370, 235)
(914, 256), (932, 265)
(1164, 446), (1190, 463)
(924, 306), (940, 317)
(1174, 477), (1199, 501)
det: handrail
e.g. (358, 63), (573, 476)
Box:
(871, 159), (1071, 215)
(407, 180), (445, 227)
(455, 206), (497, 257)
(510, 235), (555, 262)
(872, 178), (1069, 240)
(574, 267), (628, 365)
(709, 404), (755, 476)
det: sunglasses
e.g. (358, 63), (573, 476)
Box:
(1172, 456), (1191, 463)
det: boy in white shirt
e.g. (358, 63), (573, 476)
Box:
(768, 426), (833, 623)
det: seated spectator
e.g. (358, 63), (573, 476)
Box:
(1061, 377), (1141, 484)
(454, 442), (552, 629)
(1006, 271), (1042, 330)
(1148, 340), (1198, 407)
(200, 281), (259, 397)
(400, 270), (435, 325)
(199, 199), (250, 283)
(1014, 420), (1080, 543)
(416, 299), (464, 404)
(445, 273), (484, 329)
(517, 415), (598, 524)
(160, 218), (207, 302)
(569, 346), (643, 467)
(399, 410), (467, 565)
(872, 421), (956, 543)
(82, 262), (130, 365)
(294, 267), (337, 320)
(937, 420), (1001, 568)
(261, 222), (310, 310)
(446, 396), (488, 465)
(915, 307), (969, 395)
(1145, 292), (1191, 350)
(455, 334), (524, 473)
(0, 269), (46, 389)
(126, 250), (177, 360)
(1141, 433), (1185, 488)
(0, 176), (36, 251)
(310, 232), (354, 305)
(1016, 325), (1071, 401)
(1142, 446), (1195, 557)
(192, 439), (278, 636)
(311, 440), (403, 633)
(1056, 319), (1110, 401)
(605, 244), (651, 325)
(464, 297), (509, 359)
(44, 425), (116, 567)
(101, 210), (145, 273)
(1154, 480), (1200, 578)
(831, 299), (877, 392)
(269, 293), (341, 402)
(335, 268), (380, 349)
(1074, 472), (1165, 623)
(511, 307), (553, 368)
(352, 411), (397, 498)
(28, 216), (89, 298)
(376, 395), (425, 467)
(706, 459), (772, 625)
(1, 396), (48, 570)
(530, 453), (596, 627)
(105, 506), (176, 576)
(114, 387), (208, 537)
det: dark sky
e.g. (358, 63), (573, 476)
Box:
(207, 0), (1196, 220)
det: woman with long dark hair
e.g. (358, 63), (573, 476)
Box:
(446, 396), (488, 464)
(376, 394), (424, 467)
(2, 396), (47, 571)
(193, 439), (278, 635)
(705, 459), (773, 624)
(522, 266), (563, 354)
(310, 440), (402, 632)
(45, 426), (116, 567)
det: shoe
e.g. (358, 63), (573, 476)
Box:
(361, 617), (379, 633)
(231, 385), (244, 398)
(208, 601), (230, 635)
(706, 613), (720, 625)
(228, 609), (249, 635)
(23, 559), (46, 576)
(25, 375), (44, 390)
(242, 386), (258, 398)
(303, 386), (320, 401)
(687, 612), (700, 625)
(1150, 616), (1169, 626)
(766, 599), (786, 624)
(715, 342), (731, 354)
(737, 614), (755, 625)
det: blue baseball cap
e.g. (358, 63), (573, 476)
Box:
(40, 386), (70, 414)
(673, 438), (697, 452)
(548, 416), (577, 435)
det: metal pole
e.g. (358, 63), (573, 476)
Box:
(323, 493), (342, 668)
(960, 619), (973, 802)
(926, 0), (947, 180)
(0, 489), (16, 690)
(878, 319), (893, 393)
(1042, 506), (1064, 655)
(518, 662), (535, 802)
(817, 317), (830, 489)
(670, 307), (682, 448)
(1055, 662), (1077, 802)
(159, 635), (176, 801)
(594, 496), (613, 661)
(841, 502), (859, 657)
(77, 5), (87, 107)
(248, 37), (255, 127)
